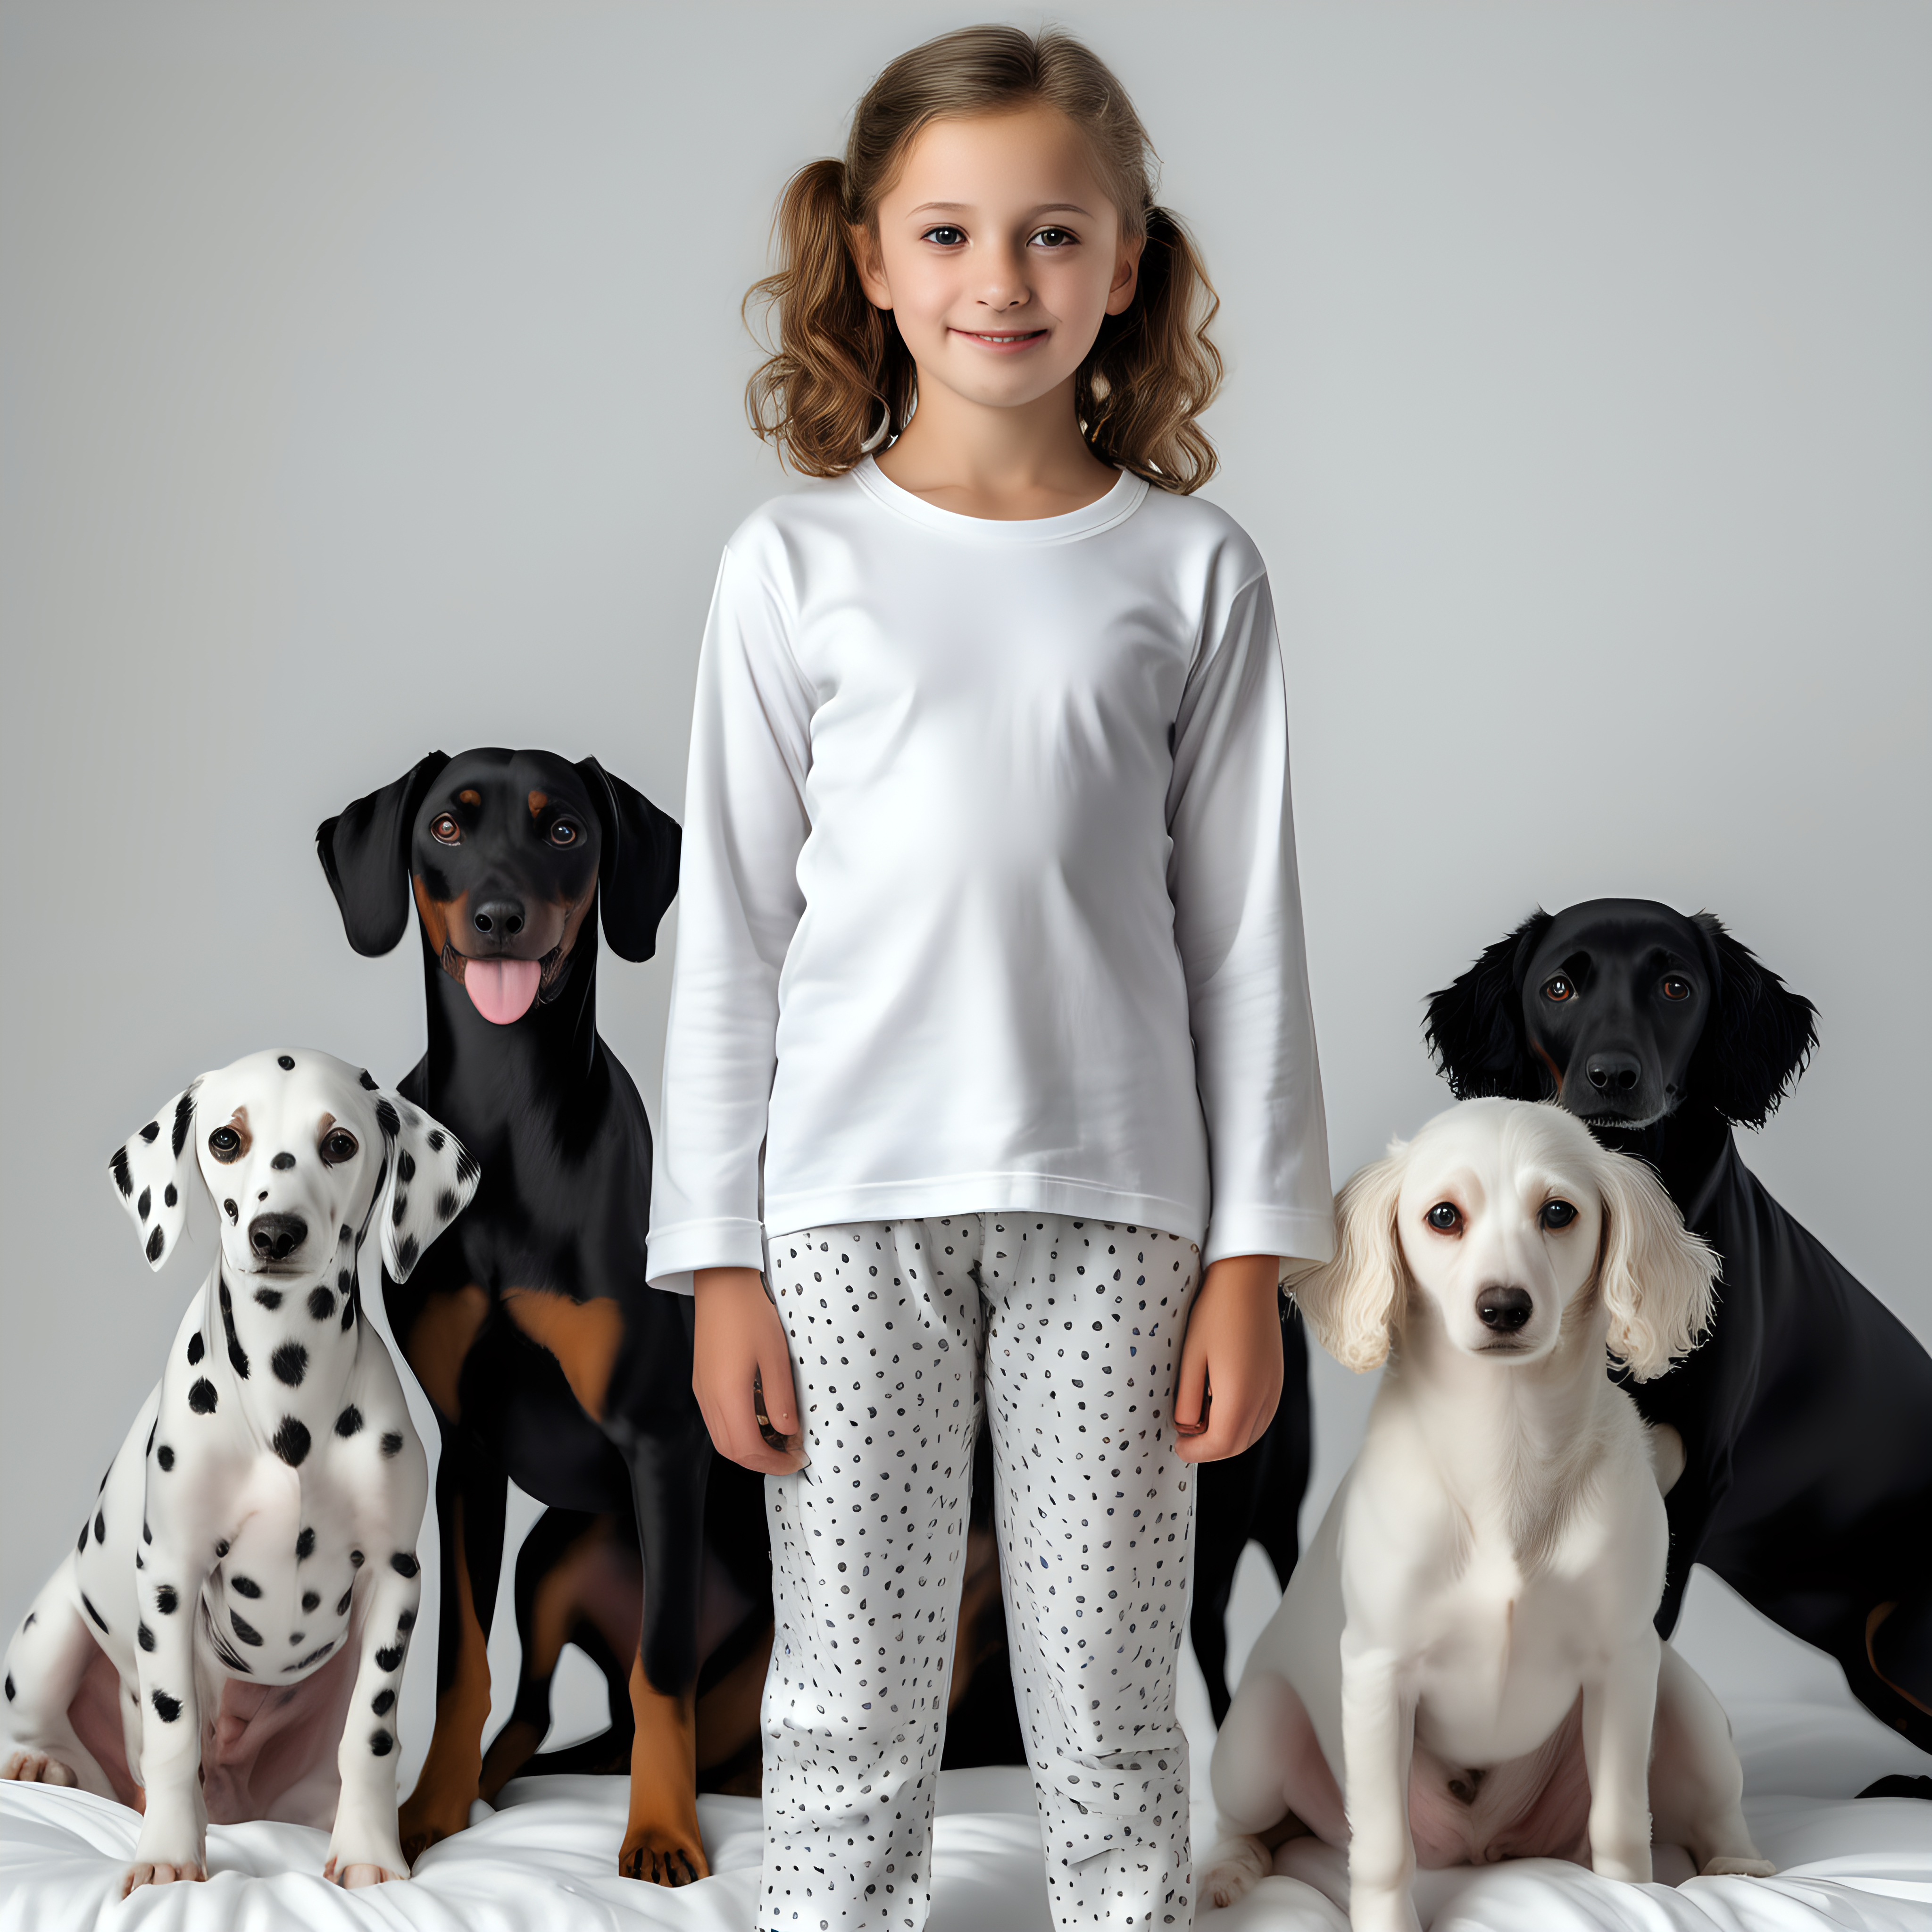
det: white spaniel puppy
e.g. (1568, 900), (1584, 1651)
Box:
(1203, 1099), (1772, 1931)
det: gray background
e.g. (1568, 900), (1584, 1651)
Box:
(3, 1), (1928, 1787)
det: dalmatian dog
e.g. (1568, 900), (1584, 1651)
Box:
(0, 1048), (477, 1896)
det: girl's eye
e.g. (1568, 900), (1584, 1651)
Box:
(922, 226), (966, 247)
(1541, 1200), (1578, 1230)
(321, 1129), (359, 1165)
(1031, 227), (1076, 248)
(1426, 1202), (1461, 1233)
(549, 820), (580, 847)
(431, 814), (460, 844)
(209, 1128), (242, 1163)
(1660, 975), (1691, 1002)
(1542, 975), (1573, 1002)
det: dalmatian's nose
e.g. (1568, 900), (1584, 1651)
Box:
(249, 1212), (308, 1263)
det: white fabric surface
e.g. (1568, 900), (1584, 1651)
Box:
(647, 456), (1333, 1292)
(5, 1692), (1929, 1929)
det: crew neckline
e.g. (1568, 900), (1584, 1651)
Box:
(850, 453), (1149, 544)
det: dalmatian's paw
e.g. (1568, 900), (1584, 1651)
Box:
(125, 1809), (208, 1895)
(1, 1750), (80, 1786)
(1700, 1856), (1778, 1877)
(1199, 1834), (1270, 1909)
(120, 1858), (208, 1896)
(618, 1819), (708, 1886)
(324, 1851), (409, 1887)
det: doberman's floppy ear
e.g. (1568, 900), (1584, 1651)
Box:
(361, 1078), (479, 1283)
(1424, 910), (1555, 1101)
(108, 1080), (204, 1272)
(1593, 1143), (1718, 1381)
(1290, 1148), (1409, 1374)
(316, 753), (450, 957)
(1689, 913), (1818, 1128)
(574, 757), (681, 964)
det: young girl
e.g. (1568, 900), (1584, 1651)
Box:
(649, 26), (1332, 1930)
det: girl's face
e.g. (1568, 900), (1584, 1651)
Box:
(854, 106), (1141, 418)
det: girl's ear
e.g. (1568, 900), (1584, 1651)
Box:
(316, 753), (450, 957)
(1689, 914), (1818, 1128)
(573, 758), (681, 964)
(1424, 911), (1554, 1101)
(108, 1080), (204, 1271)
(849, 223), (891, 309)
(1291, 1149), (1409, 1374)
(1594, 1147), (1718, 1381)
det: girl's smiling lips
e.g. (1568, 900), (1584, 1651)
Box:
(950, 326), (1049, 352)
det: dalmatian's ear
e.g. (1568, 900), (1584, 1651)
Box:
(365, 1083), (479, 1283)
(108, 1080), (204, 1272)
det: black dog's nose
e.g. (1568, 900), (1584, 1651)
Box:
(1585, 1052), (1642, 1094)
(471, 896), (526, 940)
(249, 1213), (308, 1263)
(1477, 1286), (1533, 1332)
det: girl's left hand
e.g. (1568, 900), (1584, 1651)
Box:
(1172, 1254), (1283, 1462)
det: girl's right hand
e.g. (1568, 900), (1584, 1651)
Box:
(692, 1267), (808, 1473)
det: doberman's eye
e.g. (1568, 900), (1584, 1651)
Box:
(208, 1127), (242, 1163)
(1540, 1200), (1578, 1230)
(1660, 975), (1691, 1002)
(548, 819), (580, 847)
(1425, 1202), (1462, 1233)
(320, 1129), (359, 1165)
(430, 814), (460, 844)
(1541, 976), (1573, 1002)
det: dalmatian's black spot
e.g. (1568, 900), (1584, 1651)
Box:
(231, 1575), (261, 1599)
(271, 1152), (296, 1172)
(371, 1156), (388, 1197)
(455, 1144), (480, 1186)
(82, 1594), (108, 1634)
(336, 1268), (352, 1293)
(426, 1129), (445, 1152)
(375, 1645), (403, 1671)
(110, 1147), (133, 1197)
(22, 1614), (34, 1629)
(302, 1590), (320, 1612)
(171, 1088), (196, 1160)
(371, 1729), (394, 1757)
(164, 1183), (177, 1208)
(155, 1586), (178, 1615)
(4, 1674), (12, 1701)
(274, 1417), (312, 1467)
(308, 1287), (335, 1321)
(397, 1151), (416, 1184)
(137, 1623), (155, 1653)
(156, 1445), (175, 1471)
(188, 1378), (218, 1415)
(350, 1549), (365, 1567)
(296, 1528), (316, 1561)
(230, 1610), (264, 1647)
(341, 1297), (355, 1332)
(146, 1226), (165, 1264)
(137, 1187), (151, 1222)
(380, 1432), (404, 1459)
(394, 1233), (419, 1275)
(271, 1342), (308, 1387)
(289, 1632), (303, 1645)
(142, 1521), (151, 1546)
(76, 1522), (87, 1553)
(216, 1539), (230, 1557)
(371, 1688), (394, 1716)
(187, 1332), (204, 1366)
(335, 1406), (363, 1438)
(225, 1199), (238, 1224)
(391, 1192), (409, 1227)
(288, 1642), (333, 1671)
(210, 1628), (251, 1674)
(151, 1689), (182, 1723)
(390, 1551), (419, 1578)
(220, 1282), (250, 1379)
(397, 1606), (416, 1632)
(336, 1587), (354, 1615)
(135, 1553), (143, 1568)
(145, 1418), (156, 1457)
(255, 1287), (284, 1311)
(93, 1511), (105, 1544)
(435, 1190), (460, 1223)
(375, 1099), (400, 1140)
(139, 1121), (160, 1145)
(339, 1225), (352, 1247)
(98, 1463), (111, 1492)
(277, 1055), (295, 1071)
(359, 1069), (379, 1091)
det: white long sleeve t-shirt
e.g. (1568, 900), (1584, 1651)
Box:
(647, 456), (1332, 1293)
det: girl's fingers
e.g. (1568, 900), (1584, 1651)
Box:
(1173, 1339), (1209, 1438)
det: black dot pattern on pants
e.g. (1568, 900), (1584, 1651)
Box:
(760, 1215), (1200, 1932)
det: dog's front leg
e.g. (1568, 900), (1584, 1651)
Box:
(125, 1537), (215, 1895)
(1581, 1629), (1660, 1883)
(1339, 1641), (1420, 1932)
(323, 1546), (423, 1886)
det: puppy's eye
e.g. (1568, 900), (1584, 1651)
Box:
(1425, 1202), (1462, 1233)
(1541, 1200), (1578, 1229)
(1660, 975), (1691, 1001)
(208, 1127), (242, 1163)
(320, 1129), (359, 1165)
(548, 819), (580, 847)
(430, 814), (460, 844)
(1541, 975), (1573, 1002)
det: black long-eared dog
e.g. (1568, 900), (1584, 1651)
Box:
(1426, 899), (1932, 1759)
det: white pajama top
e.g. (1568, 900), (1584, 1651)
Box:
(646, 456), (1332, 1293)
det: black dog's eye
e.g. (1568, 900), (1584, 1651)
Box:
(320, 1129), (359, 1165)
(1541, 975), (1573, 1002)
(1540, 1199), (1578, 1230)
(208, 1127), (242, 1163)
(548, 819), (580, 847)
(1660, 975), (1691, 1002)
(430, 814), (461, 844)
(1425, 1202), (1462, 1233)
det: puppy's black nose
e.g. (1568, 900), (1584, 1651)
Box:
(1477, 1286), (1533, 1332)
(1585, 1052), (1641, 1094)
(471, 896), (525, 940)
(249, 1213), (308, 1263)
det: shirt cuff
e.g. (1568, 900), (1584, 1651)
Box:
(645, 1215), (768, 1296)
(1201, 1204), (1336, 1274)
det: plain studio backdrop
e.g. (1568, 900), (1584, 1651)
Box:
(2, 1), (1927, 1794)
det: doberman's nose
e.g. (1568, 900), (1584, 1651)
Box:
(1477, 1286), (1533, 1332)
(249, 1213), (308, 1263)
(471, 896), (526, 940)
(1585, 1052), (1642, 1095)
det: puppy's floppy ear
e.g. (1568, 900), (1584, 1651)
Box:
(1594, 1146), (1717, 1381)
(1290, 1148), (1408, 1373)
(1689, 913), (1817, 1128)
(1424, 911), (1554, 1101)
(362, 1081), (479, 1283)
(316, 753), (450, 957)
(108, 1080), (204, 1272)
(574, 757), (681, 964)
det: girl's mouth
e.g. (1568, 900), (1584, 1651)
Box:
(952, 328), (1048, 351)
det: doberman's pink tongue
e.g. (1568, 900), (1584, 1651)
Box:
(464, 958), (541, 1025)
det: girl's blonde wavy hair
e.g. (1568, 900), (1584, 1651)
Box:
(745, 24), (1224, 492)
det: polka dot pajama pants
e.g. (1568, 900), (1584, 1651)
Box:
(760, 1215), (1201, 1932)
